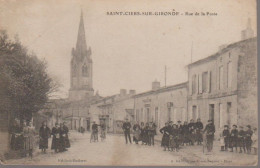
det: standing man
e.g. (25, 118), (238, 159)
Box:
(244, 125), (253, 154)
(122, 118), (132, 144)
(91, 121), (99, 142)
(188, 119), (196, 145)
(195, 118), (204, 145)
(203, 120), (215, 153)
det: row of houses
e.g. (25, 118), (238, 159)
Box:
(37, 19), (257, 136)
(85, 37), (257, 135)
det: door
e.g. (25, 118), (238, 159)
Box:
(209, 104), (215, 123)
(86, 119), (90, 131)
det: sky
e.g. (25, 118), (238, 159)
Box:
(0, 0), (256, 98)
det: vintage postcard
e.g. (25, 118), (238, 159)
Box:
(0, 0), (257, 166)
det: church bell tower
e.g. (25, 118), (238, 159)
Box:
(69, 11), (94, 101)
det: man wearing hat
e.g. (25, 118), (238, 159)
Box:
(195, 118), (204, 145)
(91, 121), (99, 142)
(229, 124), (238, 152)
(244, 125), (253, 154)
(188, 119), (196, 145)
(177, 121), (183, 145)
(122, 118), (132, 144)
(203, 120), (215, 153)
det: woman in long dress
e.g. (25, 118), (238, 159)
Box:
(39, 121), (51, 153)
(62, 122), (71, 149)
(140, 122), (145, 144)
(23, 121), (36, 158)
(160, 122), (170, 151)
(51, 123), (60, 153)
(133, 122), (141, 144)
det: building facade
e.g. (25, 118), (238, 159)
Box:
(134, 81), (188, 132)
(89, 89), (135, 133)
(187, 27), (257, 134)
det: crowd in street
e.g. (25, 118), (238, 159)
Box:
(118, 118), (258, 155)
(10, 119), (71, 158)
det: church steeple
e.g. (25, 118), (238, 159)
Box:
(76, 10), (87, 57)
(69, 11), (94, 101)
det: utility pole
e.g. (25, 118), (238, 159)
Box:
(191, 41), (193, 63)
(165, 65), (167, 87)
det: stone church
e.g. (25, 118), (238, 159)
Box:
(36, 12), (101, 131)
(69, 11), (94, 101)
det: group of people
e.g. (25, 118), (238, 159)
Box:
(10, 120), (37, 158)
(10, 119), (70, 158)
(50, 122), (71, 153)
(90, 121), (106, 142)
(128, 120), (157, 146)
(221, 124), (257, 154)
(120, 118), (217, 153)
(159, 118), (214, 152)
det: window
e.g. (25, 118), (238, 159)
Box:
(198, 75), (200, 94)
(146, 108), (151, 122)
(136, 109), (140, 122)
(192, 106), (197, 120)
(219, 66), (224, 90)
(192, 75), (197, 94)
(155, 107), (159, 126)
(209, 104), (215, 123)
(227, 102), (232, 127)
(82, 64), (88, 77)
(167, 107), (171, 121)
(227, 62), (232, 88)
(219, 103), (223, 128)
(202, 71), (208, 92)
(140, 108), (143, 122)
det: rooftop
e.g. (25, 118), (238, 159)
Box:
(187, 37), (257, 68)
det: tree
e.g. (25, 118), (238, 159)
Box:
(0, 30), (60, 123)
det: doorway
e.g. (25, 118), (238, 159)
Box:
(209, 104), (215, 123)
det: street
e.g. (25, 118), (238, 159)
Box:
(5, 132), (257, 166)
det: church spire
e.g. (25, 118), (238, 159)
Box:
(76, 10), (87, 55)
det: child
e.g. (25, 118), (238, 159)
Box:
(251, 127), (258, 155)
(238, 126), (245, 153)
(229, 125), (238, 152)
(244, 125), (253, 154)
(221, 125), (230, 151)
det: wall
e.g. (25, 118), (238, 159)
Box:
(237, 38), (257, 128)
(134, 84), (188, 130)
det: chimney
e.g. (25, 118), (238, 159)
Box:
(120, 89), (127, 96)
(219, 44), (227, 51)
(152, 80), (160, 90)
(241, 18), (254, 40)
(129, 90), (136, 95)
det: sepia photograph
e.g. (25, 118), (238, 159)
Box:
(0, 0), (258, 166)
